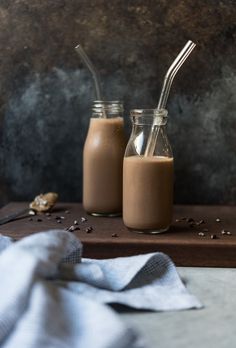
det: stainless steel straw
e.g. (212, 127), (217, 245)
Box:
(144, 40), (196, 156)
(75, 44), (106, 118)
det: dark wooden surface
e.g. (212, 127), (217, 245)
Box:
(0, 203), (235, 267)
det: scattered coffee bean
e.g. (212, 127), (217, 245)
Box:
(112, 233), (119, 238)
(189, 222), (195, 228)
(203, 228), (209, 232)
(198, 232), (205, 237)
(55, 216), (61, 220)
(196, 219), (205, 225)
(81, 217), (87, 222)
(226, 231), (232, 235)
(210, 234), (217, 239)
(68, 225), (76, 232)
(65, 210), (70, 214)
(28, 217), (33, 222)
(29, 210), (36, 216)
(187, 218), (195, 223)
(74, 220), (78, 225)
(57, 220), (62, 224)
(221, 229), (227, 235)
(85, 226), (93, 233)
(47, 217), (51, 220)
(37, 218), (42, 222)
(216, 218), (221, 222)
(60, 216), (65, 220)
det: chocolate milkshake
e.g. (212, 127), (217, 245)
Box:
(123, 156), (174, 231)
(83, 103), (126, 216)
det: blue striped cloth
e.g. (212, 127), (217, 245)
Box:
(0, 230), (202, 348)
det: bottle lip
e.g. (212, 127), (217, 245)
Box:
(130, 108), (168, 117)
(93, 100), (123, 105)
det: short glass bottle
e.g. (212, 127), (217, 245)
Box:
(83, 101), (126, 216)
(123, 109), (174, 233)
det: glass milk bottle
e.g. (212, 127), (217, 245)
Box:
(83, 101), (126, 216)
(123, 109), (174, 233)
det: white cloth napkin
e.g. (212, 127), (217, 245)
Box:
(0, 230), (202, 348)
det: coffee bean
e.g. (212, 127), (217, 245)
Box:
(196, 219), (205, 225)
(60, 216), (65, 220)
(221, 230), (227, 235)
(203, 228), (209, 232)
(216, 218), (221, 223)
(68, 225), (76, 232)
(65, 210), (70, 214)
(29, 210), (36, 216)
(37, 218), (42, 222)
(57, 220), (62, 224)
(85, 227), (93, 233)
(81, 217), (87, 222)
(45, 212), (51, 217)
(226, 231), (232, 235)
(187, 218), (195, 223)
(112, 233), (119, 238)
(198, 232), (205, 237)
(74, 220), (79, 225)
(210, 234), (217, 239)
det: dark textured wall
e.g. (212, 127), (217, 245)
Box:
(0, 0), (236, 206)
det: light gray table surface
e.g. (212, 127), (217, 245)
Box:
(121, 267), (236, 348)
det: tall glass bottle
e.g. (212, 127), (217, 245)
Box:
(123, 109), (174, 233)
(83, 101), (126, 216)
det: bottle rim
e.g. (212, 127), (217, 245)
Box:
(130, 108), (168, 117)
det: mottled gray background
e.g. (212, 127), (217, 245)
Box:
(0, 0), (236, 206)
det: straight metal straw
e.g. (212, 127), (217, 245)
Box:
(75, 44), (106, 118)
(144, 40), (196, 156)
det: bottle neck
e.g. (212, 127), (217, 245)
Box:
(92, 100), (124, 118)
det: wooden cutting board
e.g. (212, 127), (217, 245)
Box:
(0, 202), (235, 267)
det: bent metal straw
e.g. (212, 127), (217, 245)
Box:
(75, 44), (106, 118)
(145, 40), (196, 156)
